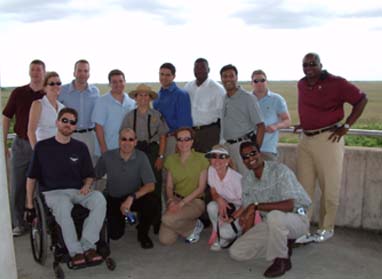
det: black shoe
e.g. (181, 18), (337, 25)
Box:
(138, 235), (154, 249)
(153, 223), (161, 235)
(263, 258), (291, 278)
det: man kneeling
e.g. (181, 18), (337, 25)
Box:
(229, 141), (311, 277)
(26, 107), (106, 267)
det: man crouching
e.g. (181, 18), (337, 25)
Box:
(229, 141), (311, 277)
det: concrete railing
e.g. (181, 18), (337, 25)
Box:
(278, 143), (382, 231)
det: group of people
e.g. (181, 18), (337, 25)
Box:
(2, 53), (367, 277)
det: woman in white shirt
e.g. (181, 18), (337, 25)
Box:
(206, 145), (243, 251)
(28, 71), (65, 148)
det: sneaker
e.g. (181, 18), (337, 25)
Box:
(295, 233), (316, 244)
(210, 240), (222, 251)
(185, 219), (204, 244)
(12, 226), (26, 237)
(314, 229), (334, 242)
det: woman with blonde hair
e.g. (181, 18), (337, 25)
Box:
(28, 71), (65, 148)
(206, 144), (243, 251)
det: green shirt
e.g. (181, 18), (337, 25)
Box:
(164, 150), (209, 197)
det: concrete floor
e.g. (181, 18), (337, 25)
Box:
(14, 225), (382, 279)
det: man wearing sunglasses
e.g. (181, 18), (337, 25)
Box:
(220, 64), (265, 175)
(251, 70), (291, 161)
(95, 128), (160, 249)
(229, 141), (311, 278)
(295, 53), (368, 244)
(26, 107), (106, 266)
(2, 59), (46, 237)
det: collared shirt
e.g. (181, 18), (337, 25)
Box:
(184, 78), (225, 126)
(208, 166), (242, 207)
(242, 161), (311, 213)
(95, 148), (155, 198)
(2, 85), (45, 140)
(164, 150), (209, 197)
(91, 92), (135, 155)
(298, 71), (365, 130)
(59, 81), (100, 130)
(153, 82), (192, 132)
(120, 108), (169, 143)
(222, 87), (264, 140)
(257, 90), (288, 154)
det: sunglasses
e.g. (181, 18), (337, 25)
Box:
(47, 82), (62, 86)
(176, 137), (193, 142)
(302, 62), (318, 68)
(241, 150), (258, 160)
(253, 78), (266, 84)
(61, 117), (77, 126)
(120, 137), (136, 142)
(205, 153), (230, 159)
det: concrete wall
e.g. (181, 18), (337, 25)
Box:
(278, 143), (382, 231)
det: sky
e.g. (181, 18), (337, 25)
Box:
(0, 0), (381, 87)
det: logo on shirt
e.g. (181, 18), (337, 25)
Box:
(69, 154), (79, 163)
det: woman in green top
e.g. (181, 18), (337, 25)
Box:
(159, 127), (209, 245)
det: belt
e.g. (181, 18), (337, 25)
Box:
(193, 120), (220, 130)
(74, 128), (95, 133)
(303, 124), (338, 137)
(173, 192), (204, 201)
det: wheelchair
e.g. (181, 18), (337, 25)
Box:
(29, 193), (116, 279)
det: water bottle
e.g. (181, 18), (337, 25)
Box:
(124, 209), (136, 225)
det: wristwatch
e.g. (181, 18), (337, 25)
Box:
(343, 123), (350, 129)
(254, 202), (259, 211)
(158, 154), (164, 159)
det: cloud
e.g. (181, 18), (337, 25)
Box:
(117, 0), (187, 25)
(0, 0), (187, 25)
(233, 0), (331, 29)
(340, 9), (382, 18)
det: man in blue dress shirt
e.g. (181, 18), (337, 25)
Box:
(153, 62), (192, 155)
(60, 59), (100, 164)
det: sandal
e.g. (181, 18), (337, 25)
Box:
(84, 248), (103, 263)
(71, 253), (86, 266)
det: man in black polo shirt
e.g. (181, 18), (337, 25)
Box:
(95, 128), (160, 249)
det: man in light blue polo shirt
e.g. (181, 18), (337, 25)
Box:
(251, 69), (291, 160)
(92, 69), (135, 156)
(60, 59), (100, 163)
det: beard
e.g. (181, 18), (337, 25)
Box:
(58, 126), (74, 137)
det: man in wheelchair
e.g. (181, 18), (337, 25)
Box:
(25, 107), (107, 267)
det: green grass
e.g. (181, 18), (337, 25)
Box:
(2, 81), (381, 147)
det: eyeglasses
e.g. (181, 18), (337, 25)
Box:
(241, 150), (258, 160)
(176, 137), (193, 142)
(253, 79), (266, 84)
(205, 153), (230, 159)
(47, 82), (62, 86)
(61, 117), (77, 126)
(302, 62), (318, 68)
(120, 137), (136, 142)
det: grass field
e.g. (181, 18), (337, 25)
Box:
(1, 80), (381, 147)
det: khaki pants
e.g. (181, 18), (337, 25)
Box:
(159, 199), (205, 245)
(229, 210), (309, 261)
(297, 132), (344, 230)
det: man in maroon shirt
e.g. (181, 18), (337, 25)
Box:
(2, 59), (46, 236)
(294, 53), (367, 244)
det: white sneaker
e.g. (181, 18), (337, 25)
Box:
(313, 229), (334, 242)
(185, 219), (204, 244)
(295, 233), (316, 244)
(12, 226), (25, 237)
(210, 240), (222, 251)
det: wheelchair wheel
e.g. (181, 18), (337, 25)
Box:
(30, 195), (48, 265)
